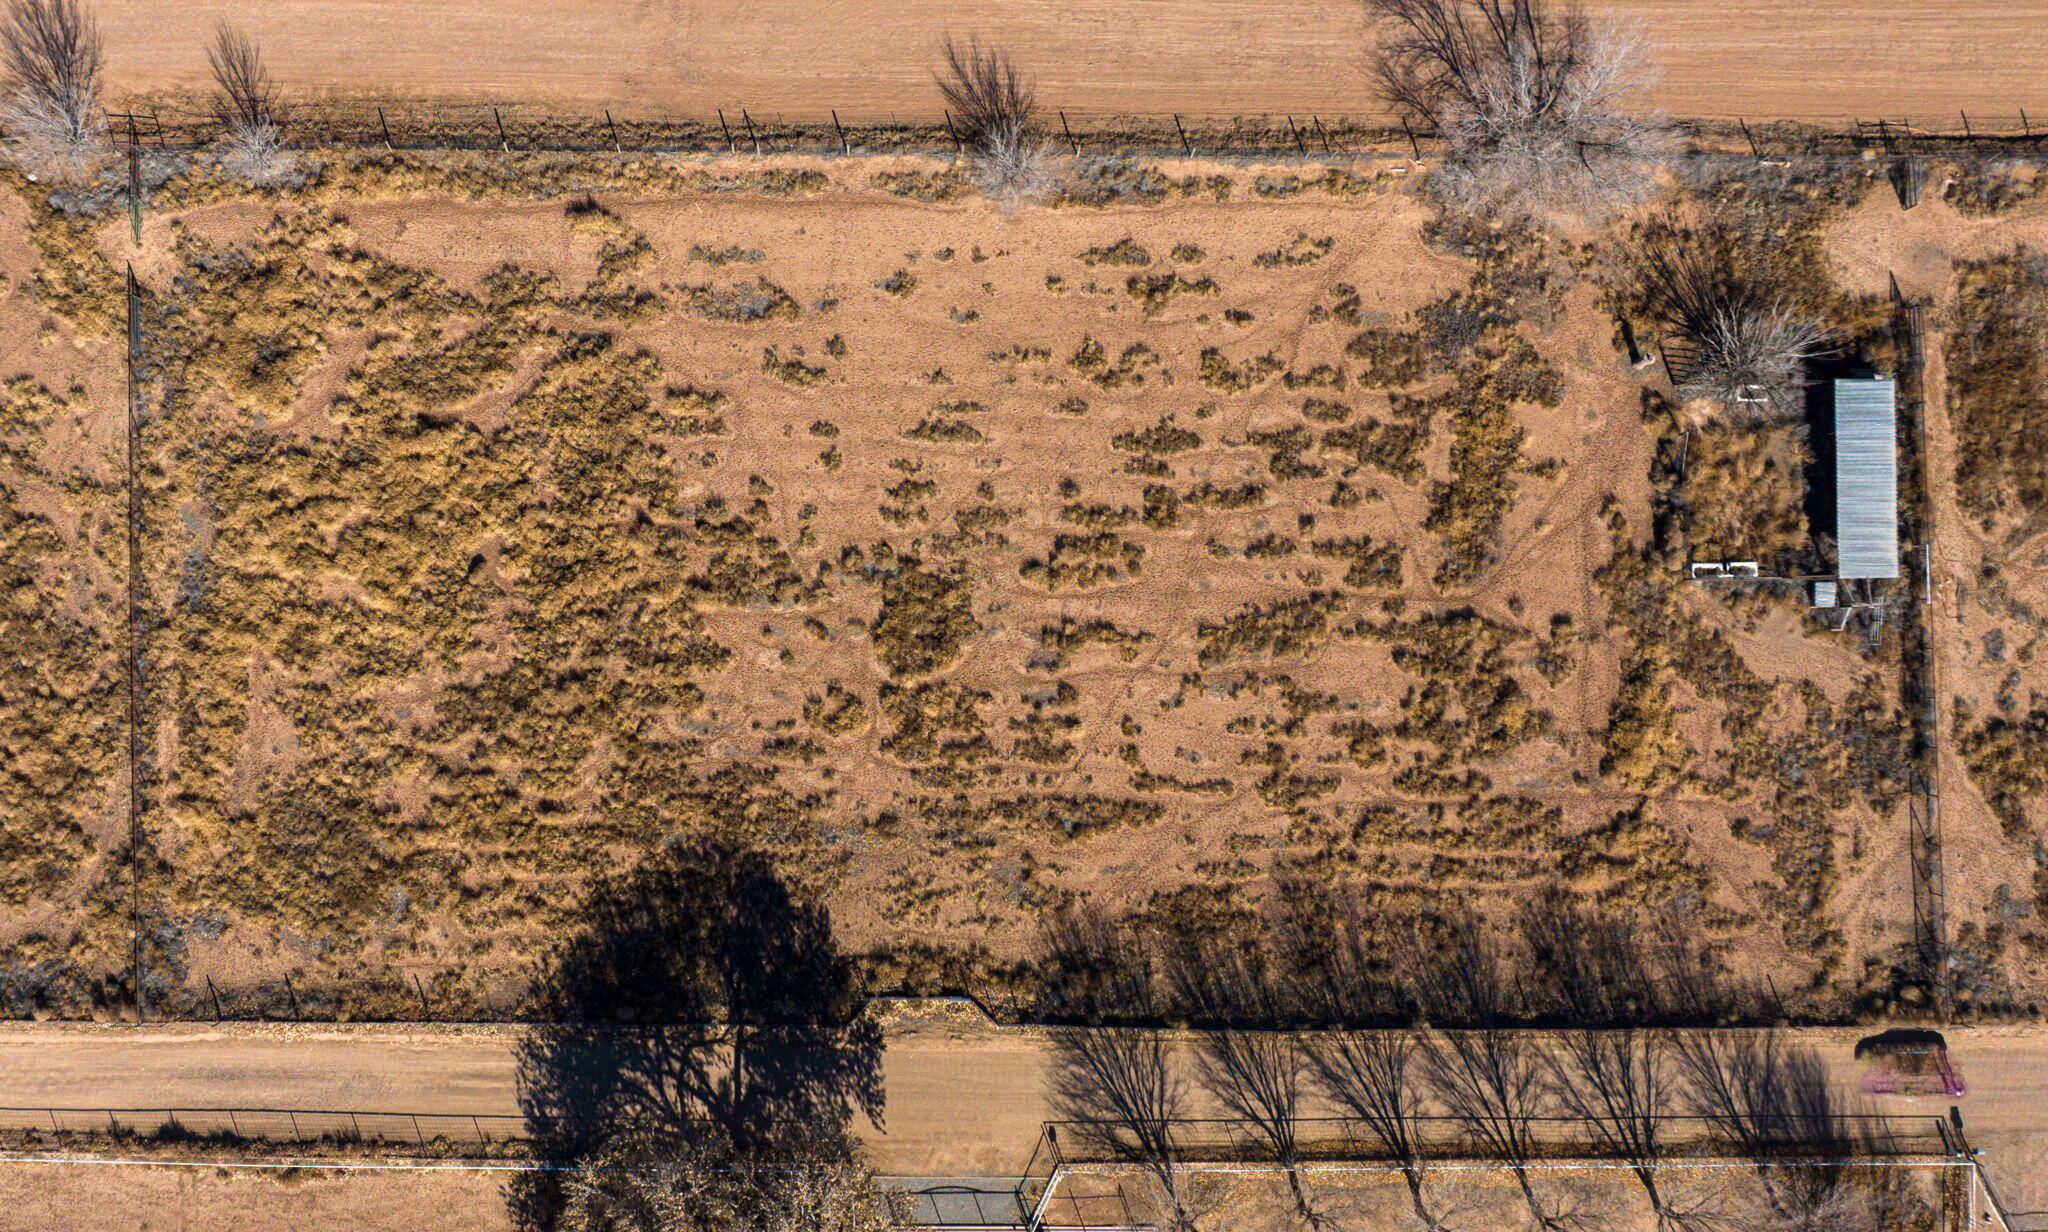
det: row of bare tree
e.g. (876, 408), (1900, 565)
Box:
(1041, 896), (1936, 1232)
(1, 0), (281, 181)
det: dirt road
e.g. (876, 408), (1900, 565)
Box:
(0, 1008), (2040, 1183)
(95, 0), (2048, 126)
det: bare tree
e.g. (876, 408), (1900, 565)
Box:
(1519, 894), (1732, 1230)
(1667, 1030), (1932, 1231)
(1632, 226), (1827, 425)
(935, 35), (1051, 204)
(1282, 894), (1457, 1231)
(560, 1130), (902, 1232)
(1165, 934), (1330, 1230)
(1041, 908), (1204, 1232)
(0, 0), (105, 180)
(1412, 915), (1583, 1232)
(1361, 0), (1663, 221)
(207, 21), (293, 184)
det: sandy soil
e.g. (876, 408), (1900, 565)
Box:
(0, 150), (2023, 1030)
(88, 1), (2048, 126)
(0, 1010), (2037, 1197)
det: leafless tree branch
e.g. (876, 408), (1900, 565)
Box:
(935, 35), (1052, 204)
(1633, 226), (1828, 425)
(0, 0), (104, 179)
(1362, 0), (1664, 221)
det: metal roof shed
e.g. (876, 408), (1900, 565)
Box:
(1833, 378), (1899, 580)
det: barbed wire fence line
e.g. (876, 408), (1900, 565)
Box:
(62, 94), (2048, 161)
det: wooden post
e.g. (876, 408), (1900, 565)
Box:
(1313, 114), (1332, 153)
(605, 108), (620, 152)
(283, 973), (299, 1020)
(1960, 109), (1972, 139)
(413, 974), (431, 1014)
(1060, 110), (1077, 157)
(1401, 116), (1420, 159)
(2024, 107), (2033, 137)
(206, 976), (223, 1021)
(493, 105), (510, 152)
(718, 107), (734, 153)
(377, 106), (394, 150)
(831, 108), (848, 156)
(1739, 117), (1761, 159)
(1173, 112), (1191, 157)
(1287, 115), (1306, 155)
(944, 108), (962, 155)
(741, 108), (759, 155)
(126, 145), (141, 246)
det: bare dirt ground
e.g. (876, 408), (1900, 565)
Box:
(88, 0), (2048, 126)
(0, 1010), (2036, 1209)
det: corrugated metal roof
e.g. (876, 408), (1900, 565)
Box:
(1833, 378), (1898, 580)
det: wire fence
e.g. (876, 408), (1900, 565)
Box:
(1022, 1114), (1957, 1179)
(83, 97), (2048, 162)
(0, 1105), (531, 1146)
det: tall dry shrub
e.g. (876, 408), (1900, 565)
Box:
(0, 0), (106, 180)
(1363, 0), (1664, 221)
(207, 21), (293, 184)
(936, 35), (1052, 205)
(1634, 226), (1828, 425)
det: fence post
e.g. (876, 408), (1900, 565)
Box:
(284, 973), (299, 1020)
(2024, 107), (2033, 138)
(717, 108), (734, 154)
(1739, 117), (1760, 159)
(1402, 116), (1420, 159)
(605, 108), (620, 152)
(1060, 110), (1077, 157)
(831, 108), (848, 156)
(493, 105), (510, 152)
(227, 1109), (240, 1137)
(288, 1110), (299, 1138)
(124, 116), (141, 246)
(414, 973), (430, 1015)
(741, 108), (759, 156)
(1960, 110), (1972, 139)
(1313, 114), (1332, 153)
(412, 1113), (425, 1145)
(1173, 112), (1191, 157)
(944, 109), (962, 155)
(206, 975), (223, 1021)
(377, 106), (395, 151)
(1287, 115), (1306, 155)
(472, 1114), (485, 1145)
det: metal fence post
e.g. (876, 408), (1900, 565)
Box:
(1060, 110), (1077, 157)
(1173, 113), (1192, 157)
(832, 108), (849, 156)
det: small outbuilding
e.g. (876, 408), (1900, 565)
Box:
(1832, 378), (1899, 580)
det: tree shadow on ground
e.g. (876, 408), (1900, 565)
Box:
(508, 837), (882, 1230)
